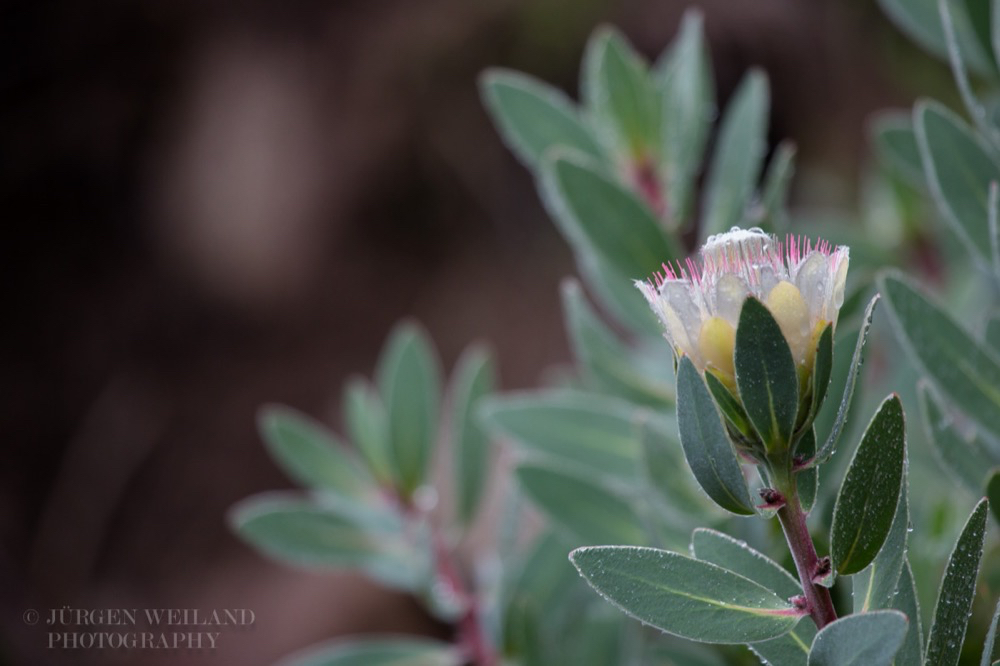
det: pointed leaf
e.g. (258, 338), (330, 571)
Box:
(878, 270), (1000, 440)
(939, 0), (1000, 151)
(918, 381), (998, 495)
(807, 610), (908, 666)
(376, 323), (442, 496)
(540, 152), (682, 279)
(811, 293), (879, 467)
(754, 140), (797, 231)
(516, 464), (647, 545)
(228, 494), (425, 592)
(831, 395), (906, 575)
(676, 356), (754, 515)
(810, 324), (834, 422)
(582, 27), (661, 160)
(577, 251), (661, 335)
(570, 546), (804, 644)
(343, 377), (393, 485)
(276, 637), (460, 666)
(925, 498), (991, 666)
(479, 69), (602, 168)
(734, 297), (799, 451)
(259, 406), (375, 499)
(450, 344), (496, 525)
(893, 561), (925, 666)
(700, 70), (769, 241)
(853, 476), (909, 612)
(657, 9), (714, 224)
(985, 312), (1000, 354)
(480, 390), (642, 482)
(561, 279), (672, 406)
(914, 99), (1000, 267)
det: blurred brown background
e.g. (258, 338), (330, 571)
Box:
(0, 0), (942, 663)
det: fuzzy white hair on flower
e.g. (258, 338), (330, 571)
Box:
(636, 227), (849, 379)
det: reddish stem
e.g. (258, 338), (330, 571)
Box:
(431, 530), (497, 666)
(776, 493), (838, 630)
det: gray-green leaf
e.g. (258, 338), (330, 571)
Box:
(914, 99), (1000, 267)
(925, 498), (991, 666)
(479, 69), (602, 168)
(570, 546), (804, 643)
(878, 270), (1000, 440)
(831, 395), (906, 576)
(877, 0), (994, 74)
(450, 343), (496, 526)
(376, 323), (442, 497)
(276, 637), (461, 666)
(982, 597), (1000, 666)
(516, 463), (647, 545)
(343, 377), (393, 486)
(480, 390), (642, 483)
(852, 475), (909, 612)
(872, 112), (925, 187)
(259, 406), (375, 499)
(894, 561), (925, 666)
(540, 152), (682, 279)
(807, 610), (909, 666)
(676, 356), (754, 515)
(700, 70), (769, 241)
(734, 297), (799, 452)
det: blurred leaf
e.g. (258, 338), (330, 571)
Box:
(734, 297), (799, 452)
(940, 0), (1000, 150)
(576, 251), (661, 336)
(852, 476), (909, 612)
(893, 561), (924, 666)
(540, 152), (682, 279)
(480, 390), (642, 482)
(561, 279), (672, 406)
(638, 415), (718, 521)
(691, 528), (815, 666)
(871, 112), (926, 187)
(700, 70), (769, 241)
(570, 546), (804, 643)
(581, 27), (661, 161)
(877, 0), (993, 74)
(989, 471), (1000, 524)
(811, 294), (879, 467)
(676, 356), (754, 515)
(985, 312), (1000, 353)
(480, 69), (603, 169)
(806, 610), (908, 666)
(831, 395), (906, 576)
(259, 406), (375, 500)
(983, 597), (1000, 666)
(925, 498), (991, 666)
(754, 141), (797, 231)
(343, 377), (394, 486)
(229, 494), (426, 592)
(376, 323), (442, 497)
(914, 99), (1000, 267)
(991, 181), (1000, 276)
(450, 344), (496, 526)
(657, 9), (715, 225)
(515, 463), (647, 545)
(276, 637), (460, 666)
(879, 270), (1000, 440)
(918, 381), (999, 495)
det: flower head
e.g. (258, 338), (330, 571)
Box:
(637, 227), (849, 381)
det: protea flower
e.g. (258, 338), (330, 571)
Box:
(637, 227), (849, 387)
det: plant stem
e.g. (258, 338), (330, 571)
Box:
(776, 491), (838, 630)
(431, 529), (497, 666)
